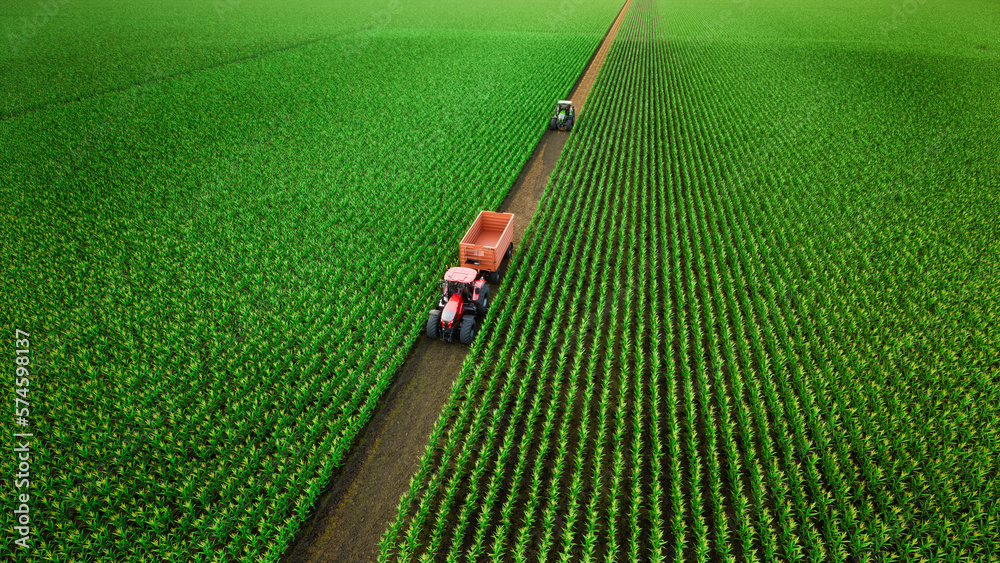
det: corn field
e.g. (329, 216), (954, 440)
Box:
(0, 0), (623, 560)
(379, 0), (1000, 560)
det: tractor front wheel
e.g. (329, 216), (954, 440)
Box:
(459, 317), (476, 345)
(550, 118), (558, 130)
(426, 310), (441, 339)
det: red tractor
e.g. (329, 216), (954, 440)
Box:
(426, 267), (490, 344)
(427, 211), (514, 345)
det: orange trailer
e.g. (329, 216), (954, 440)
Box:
(459, 211), (514, 284)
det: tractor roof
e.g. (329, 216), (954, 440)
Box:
(444, 267), (479, 283)
(557, 100), (573, 105)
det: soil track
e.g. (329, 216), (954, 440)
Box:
(281, 2), (631, 562)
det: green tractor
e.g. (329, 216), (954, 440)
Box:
(549, 100), (575, 131)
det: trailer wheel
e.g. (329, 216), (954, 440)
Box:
(459, 316), (476, 345)
(504, 243), (512, 260)
(426, 310), (441, 339)
(488, 270), (500, 284)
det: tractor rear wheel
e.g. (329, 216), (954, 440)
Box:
(426, 310), (441, 339)
(459, 317), (476, 345)
(478, 286), (490, 316)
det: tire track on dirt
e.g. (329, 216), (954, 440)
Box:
(280, 2), (632, 562)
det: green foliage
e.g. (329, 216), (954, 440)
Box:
(380, 0), (1000, 560)
(0, 0), (624, 561)
(0, 0), (622, 117)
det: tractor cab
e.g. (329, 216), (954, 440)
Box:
(441, 267), (479, 302)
